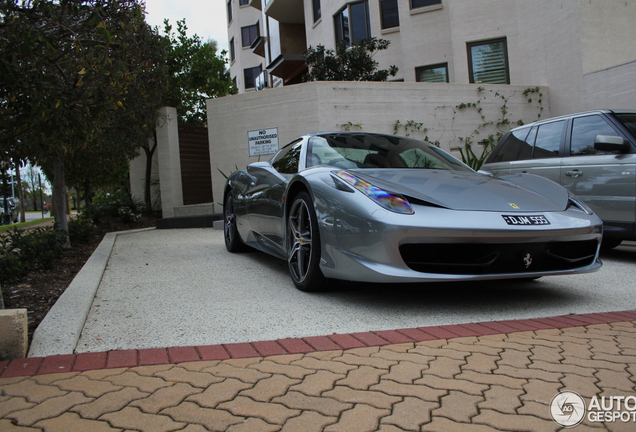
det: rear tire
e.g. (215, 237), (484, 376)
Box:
(287, 192), (325, 292)
(224, 192), (246, 252)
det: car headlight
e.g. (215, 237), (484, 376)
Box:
(333, 171), (414, 215)
(567, 191), (594, 215)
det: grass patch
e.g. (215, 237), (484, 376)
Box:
(0, 217), (54, 232)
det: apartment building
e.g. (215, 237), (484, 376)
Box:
(227, 0), (636, 116)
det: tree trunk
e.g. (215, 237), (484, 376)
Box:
(16, 163), (26, 223)
(52, 157), (70, 248)
(143, 135), (157, 213)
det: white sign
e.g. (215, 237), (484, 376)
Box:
(248, 128), (279, 157)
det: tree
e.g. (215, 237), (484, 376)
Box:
(304, 38), (399, 82)
(0, 0), (167, 243)
(161, 19), (235, 126)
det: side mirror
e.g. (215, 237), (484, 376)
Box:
(594, 135), (630, 153)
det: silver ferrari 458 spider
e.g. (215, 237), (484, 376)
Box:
(223, 132), (602, 291)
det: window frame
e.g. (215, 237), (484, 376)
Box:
(415, 63), (449, 83)
(241, 23), (260, 48)
(229, 37), (235, 62)
(239, 0), (249, 5)
(244, 65), (263, 90)
(410, 0), (441, 10)
(312, 0), (321, 23)
(227, 0), (233, 24)
(334, 1), (371, 48)
(380, 0), (399, 29)
(467, 37), (510, 85)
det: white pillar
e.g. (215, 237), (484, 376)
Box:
(156, 107), (183, 218)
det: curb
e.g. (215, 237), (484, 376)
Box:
(4, 310), (635, 379)
(27, 228), (156, 358)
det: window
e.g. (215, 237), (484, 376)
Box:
(380, 0), (399, 29)
(467, 38), (509, 84)
(227, 0), (232, 24)
(533, 121), (564, 159)
(239, 0), (249, 5)
(335, 1), (370, 48)
(229, 38), (235, 62)
(313, 0), (321, 22)
(491, 128), (532, 162)
(244, 65), (262, 89)
(570, 116), (619, 156)
(410, 0), (441, 9)
(241, 23), (259, 48)
(272, 140), (303, 174)
(415, 63), (448, 83)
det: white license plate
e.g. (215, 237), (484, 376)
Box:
(502, 215), (550, 226)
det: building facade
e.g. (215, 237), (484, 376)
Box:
(227, 0), (636, 116)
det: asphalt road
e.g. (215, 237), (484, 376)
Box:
(75, 228), (636, 354)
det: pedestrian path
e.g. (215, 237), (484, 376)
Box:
(1, 313), (635, 431)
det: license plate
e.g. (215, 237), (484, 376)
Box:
(502, 215), (550, 226)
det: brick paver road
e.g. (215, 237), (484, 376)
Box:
(2, 321), (635, 431)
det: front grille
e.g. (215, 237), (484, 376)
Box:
(399, 240), (599, 275)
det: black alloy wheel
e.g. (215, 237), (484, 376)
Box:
(224, 192), (245, 252)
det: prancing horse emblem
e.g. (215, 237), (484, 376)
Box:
(523, 253), (533, 269)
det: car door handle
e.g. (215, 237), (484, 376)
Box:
(565, 170), (583, 178)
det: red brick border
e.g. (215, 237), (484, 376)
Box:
(2, 311), (634, 379)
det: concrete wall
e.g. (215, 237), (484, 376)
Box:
(207, 80), (549, 205)
(129, 137), (161, 211)
(582, 59), (636, 111)
(0, 309), (28, 360)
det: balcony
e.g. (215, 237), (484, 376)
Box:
(268, 54), (306, 84)
(250, 36), (267, 58)
(264, 0), (304, 24)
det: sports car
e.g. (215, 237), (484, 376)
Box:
(223, 132), (603, 291)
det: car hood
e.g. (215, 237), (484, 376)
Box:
(348, 169), (568, 212)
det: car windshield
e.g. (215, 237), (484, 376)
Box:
(307, 134), (472, 171)
(614, 112), (636, 137)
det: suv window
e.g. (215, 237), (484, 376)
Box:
(570, 115), (619, 156)
(491, 128), (531, 162)
(533, 121), (563, 159)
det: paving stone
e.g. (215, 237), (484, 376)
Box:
(248, 360), (315, 379)
(160, 401), (244, 431)
(155, 366), (224, 388)
(472, 408), (560, 432)
(167, 346), (200, 364)
(345, 346), (382, 357)
(38, 355), (76, 375)
(177, 360), (221, 372)
(288, 370), (345, 396)
(226, 417), (280, 432)
(53, 375), (122, 398)
(530, 345), (564, 363)
(0, 395), (36, 418)
(560, 341), (594, 360)
(196, 345), (230, 361)
(104, 372), (171, 393)
(288, 357), (356, 375)
(304, 350), (342, 361)
(414, 374), (488, 395)
(521, 379), (563, 404)
(456, 370), (527, 389)
(34, 412), (121, 432)
(279, 411), (337, 432)
(336, 365), (387, 389)
(564, 356), (627, 372)
(372, 349), (433, 365)
(186, 378), (252, 408)
(239, 375), (300, 402)
(530, 359), (597, 377)
(445, 341), (502, 356)
(462, 352), (499, 374)
(425, 358), (465, 379)
(7, 391), (92, 427)
(595, 368), (636, 392)
(324, 404), (390, 432)
(251, 341), (287, 357)
(560, 374), (601, 398)
(380, 396), (437, 430)
(495, 365), (562, 383)
(130, 382), (202, 414)
(81, 368), (126, 381)
(128, 364), (173, 377)
(589, 337), (622, 356)
(594, 352), (636, 365)
(478, 385), (524, 414)
(138, 348), (169, 366)
(201, 363), (270, 384)
(71, 387), (149, 419)
(370, 380), (447, 401)
(32, 372), (79, 385)
(223, 358), (263, 369)
(273, 390), (353, 415)
(432, 390), (482, 423)
(0, 418), (43, 431)
(218, 396), (300, 424)
(175, 425), (209, 432)
(516, 400), (554, 421)
(421, 416), (499, 431)
(322, 386), (400, 409)
(410, 345), (469, 361)
(328, 334), (366, 350)
(0, 379), (67, 403)
(261, 353), (305, 365)
(617, 334), (636, 350)
(303, 336), (342, 351)
(100, 406), (185, 432)
(73, 352), (108, 372)
(106, 350), (138, 369)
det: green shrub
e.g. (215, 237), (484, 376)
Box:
(68, 216), (96, 244)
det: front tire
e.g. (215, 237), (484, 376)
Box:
(224, 192), (246, 252)
(287, 192), (325, 292)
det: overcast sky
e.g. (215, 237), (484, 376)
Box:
(144, 0), (229, 53)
